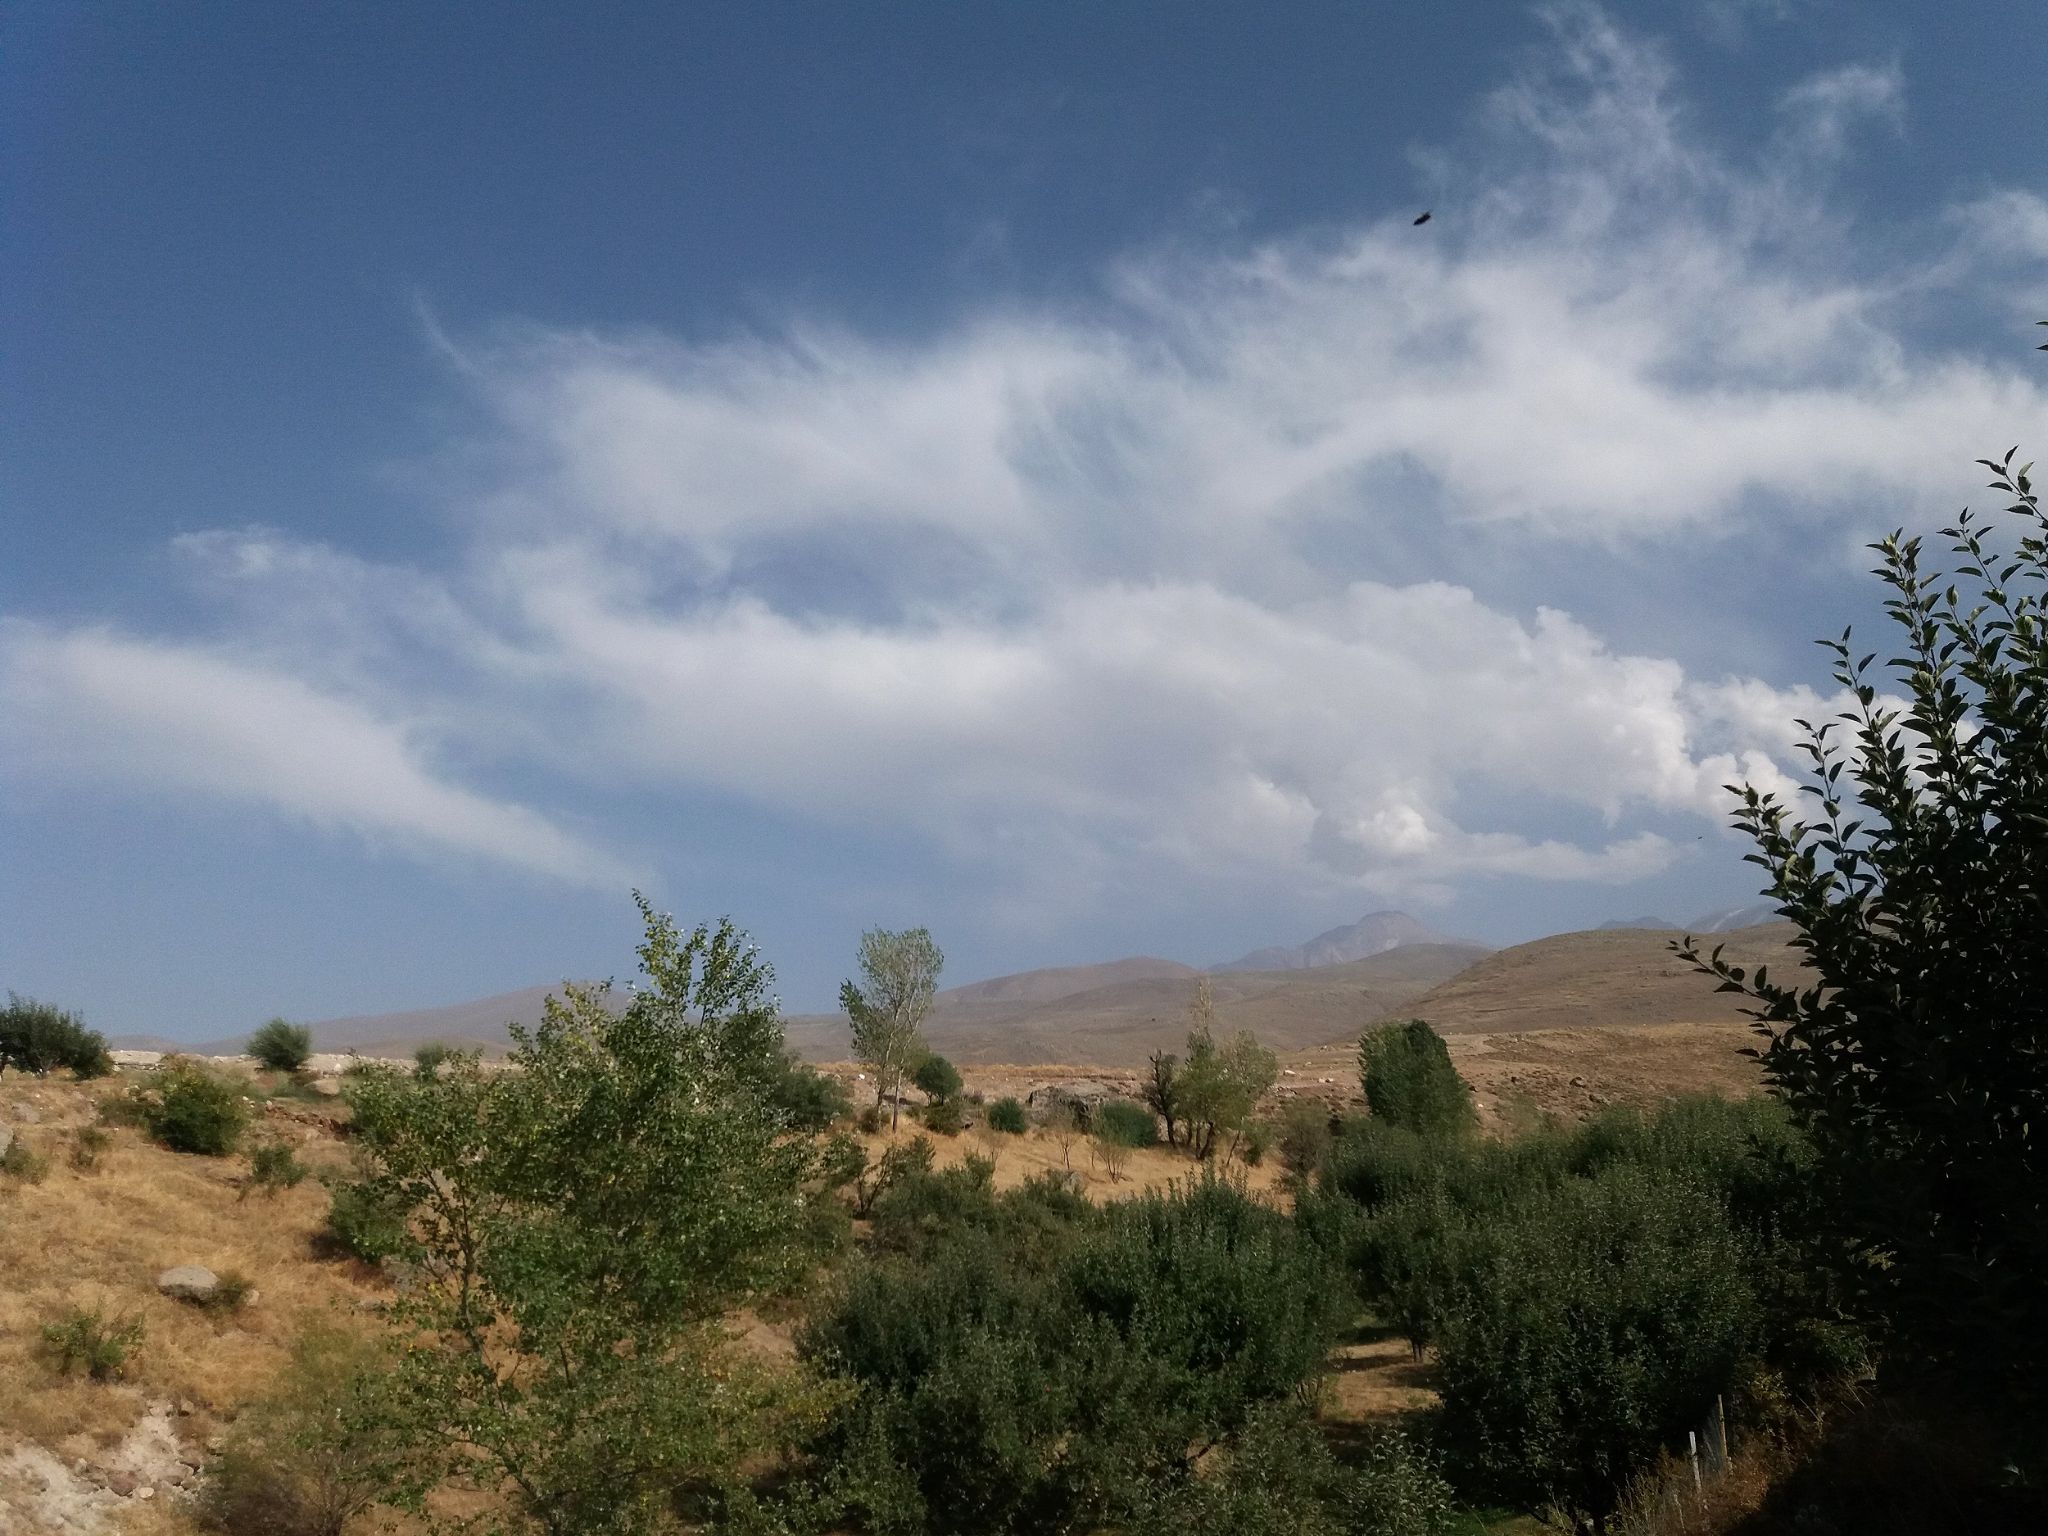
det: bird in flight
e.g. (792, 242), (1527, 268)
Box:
(1413, 211), (1432, 226)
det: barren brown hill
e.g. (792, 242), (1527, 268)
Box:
(1379, 921), (1805, 1037)
(785, 942), (1489, 1066)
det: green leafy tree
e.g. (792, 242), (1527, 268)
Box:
(0, 993), (111, 1079)
(1357, 1020), (1475, 1137)
(1177, 998), (1278, 1160)
(1683, 442), (2048, 1402)
(843, 927), (944, 1132)
(912, 1052), (963, 1103)
(338, 895), (830, 1535)
(247, 1017), (313, 1073)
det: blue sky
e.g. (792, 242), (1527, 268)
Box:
(5, 2), (2046, 1038)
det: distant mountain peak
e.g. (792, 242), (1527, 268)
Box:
(1213, 910), (1468, 973)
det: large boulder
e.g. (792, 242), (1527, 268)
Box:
(155, 1265), (220, 1304)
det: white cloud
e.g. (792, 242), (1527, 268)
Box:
(0, 623), (635, 889)
(11, 7), (2043, 916)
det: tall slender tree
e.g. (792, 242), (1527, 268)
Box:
(841, 927), (944, 1132)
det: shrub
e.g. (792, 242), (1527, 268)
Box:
(248, 1140), (308, 1196)
(198, 1323), (422, 1535)
(771, 1052), (853, 1130)
(1094, 1098), (1160, 1148)
(921, 1094), (964, 1135)
(2, 1135), (49, 1184)
(140, 1061), (248, 1155)
(1239, 1119), (1271, 1165)
(986, 1096), (1028, 1134)
(69, 1125), (109, 1172)
(411, 1042), (455, 1080)
(1358, 1019), (1474, 1137)
(912, 1053), (963, 1102)
(42, 1304), (143, 1381)
(856, 1103), (884, 1135)
(320, 1175), (414, 1264)
(248, 1018), (313, 1073)
(0, 992), (111, 1079)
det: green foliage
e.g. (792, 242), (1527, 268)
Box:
(920, 1094), (964, 1135)
(1177, 1021), (1277, 1160)
(1093, 1097), (1160, 1148)
(1684, 445), (2048, 1403)
(843, 927), (944, 1133)
(42, 1304), (143, 1381)
(139, 1060), (249, 1156)
(198, 1323), (425, 1536)
(1431, 1166), (1759, 1526)
(333, 894), (819, 1534)
(1358, 1020), (1475, 1137)
(1129, 1404), (1457, 1536)
(0, 992), (111, 1079)
(985, 1096), (1028, 1134)
(247, 1017), (314, 1072)
(320, 1176), (415, 1264)
(911, 1053), (963, 1102)
(800, 1171), (1345, 1535)
(247, 1139), (308, 1196)
(771, 1052), (853, 1131)
(411, 1041), (457, 1080)
(1277, 1099), (1334, 1178)
(1317, 1095), (1851, 1527)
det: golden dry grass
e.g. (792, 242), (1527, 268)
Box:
(1, 1072), (380, 1534)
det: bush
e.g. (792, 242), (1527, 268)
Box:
(921, 1094), (964, 1135)
(320, 1175), (414, 1264)
(69, 1126), (109, 1172)
(856, 1103), (884, 1135)
(42, 1304), (143, 1381)
(248, 1140), (308, 1196)
(140, 1061), (249, 1155)
(1094, 1098), (1160, 1148)
(770, 1052), (853, 1131)
(912, 1053), (963, 1102)
(411, 1042), (455, 1080)
(1358, 1019), (1474, 1137)
(198, 1323), (421, 1535)
(248, 1018), (313, 1073)
(1131, 1403), (1457, 1536)
(0, 992), (111, 1079)
(1277, 1100), (1334, 1177)
(802, 1172), (1344, 1534)
(2, 1135), (49, 1184)
(986, 1096), (1028, 1134)
(1239, 1119), (1272, 1165)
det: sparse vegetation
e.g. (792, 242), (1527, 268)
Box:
(0, 992), (111, 1079)
(2, 1133), (50, 1184)
(41, 1303), (144, 1381)
(248, 1016), (315, 1072)
(248, 1138), (309, 1195)
(68, 1124), (109, 1172)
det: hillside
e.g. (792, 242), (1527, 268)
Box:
(785, 942), (1489, 1066)
(1380, 921), (1804, 1037)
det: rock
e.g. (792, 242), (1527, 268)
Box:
(309, 1078), (343, 1097)
(1568, 1075), (1588, 1088)
(11, 1102), (40, 1124)
(1281, 1068), (1297, 1077)
(108, 1471), (138, 1497)
(156, 1265), (221, 1303)
(175, 1398), (195, 1416)
(134, 1485), (154, 1500)
(0, 1125), (11, 1158)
